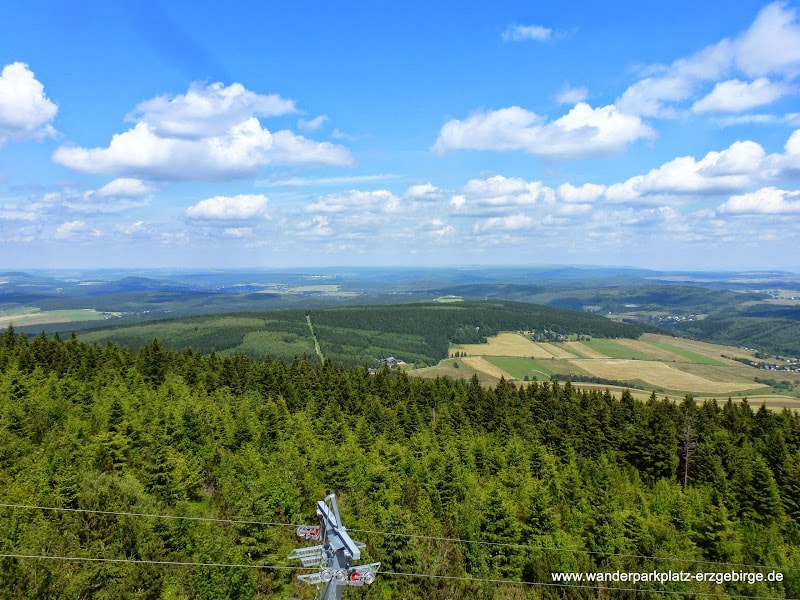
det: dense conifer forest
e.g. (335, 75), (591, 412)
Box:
(74, 300), (656, 367)
(0, 326), (798, 598)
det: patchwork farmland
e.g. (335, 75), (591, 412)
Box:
(414, 332), (800, 409)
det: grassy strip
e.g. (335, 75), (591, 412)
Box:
(484, 356), (555, 379)
(580, 338), (656, 360)
(1, 309), (111, 326)
(641, 340), (727, 365)
(0, 306), (40, 317)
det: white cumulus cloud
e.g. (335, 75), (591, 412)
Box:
(474, 213), (532, 231)
(461, 175), (554, 208)
(617, 75), (698, 118)
(450, 195), (466, 210)
(223, 227), (254, 238)
(97, 178), (155, 197)
(736, 2), (800, 77)
(606, 140), (767, 202)
(306, 190), (400, 213)
(617, 2), (800, 118)
(557, 182), (606, 203)
(54, 118), (352, 181)
(0, 203), (40, 222)
(129, 81), (296, 138)
(692, 78), (788, 113)
(430, 219), (456, 238)
(186, 194), (270, 220)
(54, 220), (98, 239)
(719, 187), (800, 214)
(432, 103), (654, 159)
(556, 85), (589, 105)
(298, 115), (328, 131)
(0, 62), (58, 144)
(115, 221), (151, 237)
(297, 215), (333, 238)
(405, 183), (444, 200)
(53, 81), (352, 181)
(502, 24), (553, 42)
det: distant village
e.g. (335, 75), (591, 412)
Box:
(729, 350), (800, 373)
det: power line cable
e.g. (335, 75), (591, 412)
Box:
(0, 552), (787, 600)
(0, 502), (298, 530)
(0, 551), (305, 571)
(1, 502), (796, 573)
(350, 527), (799, 573)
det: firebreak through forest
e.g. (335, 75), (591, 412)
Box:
(0, 327), (798, 599)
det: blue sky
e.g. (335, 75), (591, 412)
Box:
(2, 0), (800, 271)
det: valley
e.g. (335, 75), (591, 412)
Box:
(4, 267), (800, 404)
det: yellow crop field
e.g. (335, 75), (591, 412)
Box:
(0, 308), (112, 326)
(412, 358), (504, 386)
(614, 338), (690, 362)
(536, 342), (578, 358)
(456, 332), (557, 358)
(569, 383), (652, 402)
(569, 358), (769, 394)
(639, 333), (754, 362)
(462, 356), (515, 379)
(669, 361), (760, 383)
(742, 395), (800, 410)
(440, 331), (796, 401)
(559, 341), (607, 358)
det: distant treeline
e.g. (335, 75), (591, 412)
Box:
(0, 327), (798, 598)
(547, 284), (765, 314)
(673, 316), (800, 358)
(75, 301), (656, 368)
(309, 300), (655, 366)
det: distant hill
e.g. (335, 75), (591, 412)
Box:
(75, 300), (658, 367)
(673, 316), (800, 358)
(5, 266), (799, 359)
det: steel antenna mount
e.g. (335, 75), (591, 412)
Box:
(288, 494), (380, 600)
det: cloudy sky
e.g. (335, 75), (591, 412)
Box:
(2, 0), (800, 271)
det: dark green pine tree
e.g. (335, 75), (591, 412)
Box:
(480, 488), (522, 578)
(694, 490), (741, 563)
(779, 454), (800, 522)
(624, 399), (678, 483)
(137, 338), (169, 387)
(144, 436), (180, 504)
(733, 451), (783, 525)
(747, 454), (783, 524)
(521, 478), (557, 536)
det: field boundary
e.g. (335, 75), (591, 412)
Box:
(422, 331), (790, 403)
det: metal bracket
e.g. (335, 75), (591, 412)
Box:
(289, 494), (380, 599)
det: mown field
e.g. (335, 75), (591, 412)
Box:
(416, 332), (800, 409)
(0, 307), (115, 326)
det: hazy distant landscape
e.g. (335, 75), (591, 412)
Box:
(3, 266), (800, 406)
